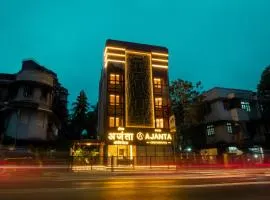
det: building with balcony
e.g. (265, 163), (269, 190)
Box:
(97, 39), (174, 160)
(203, 87), (265, 149)
(0, 60), (68, 142)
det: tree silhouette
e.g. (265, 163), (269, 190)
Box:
(258, 66), (270, 120)
(169, 79), (205, 150)
(70, 90), (89, 139)
(169, 79), (205, 127)
(85, 103), (98, 139)
(257, 66), (270, 147)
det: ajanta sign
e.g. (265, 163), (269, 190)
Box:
(107, 131), (173, 145)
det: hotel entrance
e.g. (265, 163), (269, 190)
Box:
(107, 144), (136, 165)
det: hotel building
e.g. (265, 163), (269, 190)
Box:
(98, 39), (174, 160)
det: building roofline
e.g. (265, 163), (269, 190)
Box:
(0, 73), (16, 80)
(21, 59), (57, 77)
(105, 39), (168, 53)
(204, 87), (255, 94)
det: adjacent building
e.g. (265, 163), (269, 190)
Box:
(0, 60), (68, 142)
(98, 39), (174, 160)
(203, 87), (265, 149)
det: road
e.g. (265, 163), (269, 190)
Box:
(1, 171), (270, 200)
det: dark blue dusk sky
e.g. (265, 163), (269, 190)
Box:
(1, 0), (270, 106)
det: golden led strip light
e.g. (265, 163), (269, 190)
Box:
(152, 52), (168, 57)
(106, 59), (125, 63)
(152, 64), (168, 69)
(106, 53), (125, 57)
(126, 50), (150, 55)
(152, 58), (168, 62)
(125, 51), (155, 128)
(106, 46), (126, 51)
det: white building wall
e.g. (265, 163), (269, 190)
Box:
(205, 101), (232, 122)
(5, 110), (48, 140)
(4, 66), (55, 141)
(207, 124), (239, 145)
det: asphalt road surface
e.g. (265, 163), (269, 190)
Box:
(1, 173), (270, 200)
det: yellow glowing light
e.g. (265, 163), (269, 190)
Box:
(144, 133), (172, 141)
(152, 64), (168, 69)
(113, 141), (128, 145)
(129, 145), (133, 160)
(117, 127), (125, 131)
(108, 132), (134, 141)
(106, 59), (125, 64)
(152, 52), (168, 57)
(154, 129), (162, 132)
(146, 141), (171, 145)
(170, 128), (176, 132)
(106, 53), (125, 57)
(125, 51), (155, 128)
(152, 58), (168, 62)
(126, 50), (150, 55)
(106, 46), (126, 51)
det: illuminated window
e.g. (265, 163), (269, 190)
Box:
(156, 118), (164, 128)
(207, 125), (215, 136)
(155, 97), (162, 108)
(226, 122), (233, 134)
(109, 116), (120, 127)
(241, 101), (251, 112)
(109, 74), (120, 85)
(115, 117), (119, 127)
(154, 78), (162, 88)
(109, 94), (120, 105)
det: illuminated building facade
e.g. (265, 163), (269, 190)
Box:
(98, 39), (173, 160)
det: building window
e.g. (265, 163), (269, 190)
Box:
(155, 97), (162, 108)
(156, 118), (164, 128)
(109, 94), (120, 105)
(23, 86), (33, 97)
(226, 122), (233, 134)
(207, 125), (215, 136)
(109, 116), (120, 127)
(241, 101), (251, 112)
(109, 74), (120, 85)
(154, 78), (162, 88)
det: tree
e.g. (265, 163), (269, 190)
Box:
(70, 90), (90, 139)
(169, 79), (204, 127)
(258, 66), (270, 120)
(85, 103), (98, 139)
(257, 66), (270, 147)
(52, 84), (69, 141)
(169, 79), (205, 150)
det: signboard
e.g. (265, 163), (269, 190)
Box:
(136, 132), (172, 145)
(107, 132), (134, 145)
(107, 130), (173, 145)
